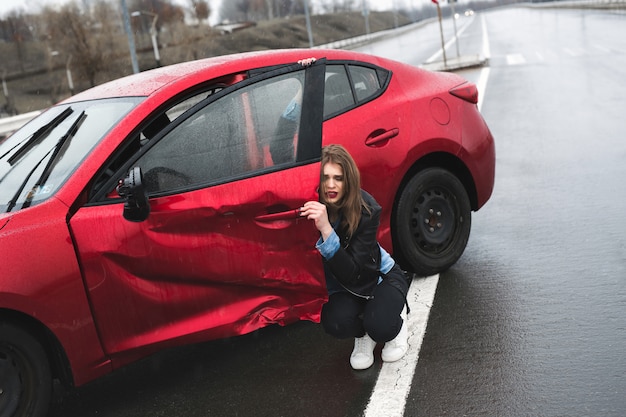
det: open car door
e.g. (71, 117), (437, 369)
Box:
(69, 59), (327, 358)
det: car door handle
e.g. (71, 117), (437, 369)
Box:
(254, 209), (301, 222)
(365, 128), (399, 147)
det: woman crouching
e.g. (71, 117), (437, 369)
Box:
(300, 144), (411, 370)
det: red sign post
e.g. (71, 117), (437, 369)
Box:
(433, 0), (447, 67)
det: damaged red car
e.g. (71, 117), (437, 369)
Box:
(0, 48), (494, 416)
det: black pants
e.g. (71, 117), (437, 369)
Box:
(320, 264), (409, 343)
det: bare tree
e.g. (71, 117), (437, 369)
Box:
(189, 0), (211, 25)
(220, 0), (260, 22)
(42, 2), (108, 87)
(4, 12), (30, 74)
(237, 0), (253, 21)
(279, 0), (304, 18)
(265, 0), (303, 19)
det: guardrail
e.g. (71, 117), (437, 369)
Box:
(315, 18), (434, 50)
(0, 111), (41, 141)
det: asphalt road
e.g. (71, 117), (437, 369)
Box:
(407, 7), (626, 417)
(49, 6), (626, 417)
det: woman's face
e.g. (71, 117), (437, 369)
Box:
(322, 161), (344, 205)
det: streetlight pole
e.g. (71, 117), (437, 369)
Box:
(132, 11), (161, 68)
(432, 0), (447, 68)
(362, 0), (370, 36)
(392, 0), (399, 29)
(303, 0), (314, 48)
(120, 0), (139, 74)
(449, 0), (460, 58)
(66, 55), (74, 95)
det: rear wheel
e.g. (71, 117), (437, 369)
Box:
(0, 323), (52, 417)
(395, 167), (471, 276)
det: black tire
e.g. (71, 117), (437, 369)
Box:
(395, 167), (471, 276)
(0, 323), (52, 417)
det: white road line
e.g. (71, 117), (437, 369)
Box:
(481, 14), (491, 61)
(506, 53), (526, 65)
(477, 67), (490, 113)
(563, 47), (583, 57)
(592, 44), (611, 53)
(366, 14), (492, 416)
(364, 274), (439, 417)
(477, 15), (491, 112)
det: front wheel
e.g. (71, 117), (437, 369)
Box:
(394, 167), (472, 276)
(0, 323), (52, 417)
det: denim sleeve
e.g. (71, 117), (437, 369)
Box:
(315, 230), (340, 260)
(282, 100), (301, 122)
(379, 244), (395, 275)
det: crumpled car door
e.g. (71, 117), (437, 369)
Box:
(69, 60), (328, 357)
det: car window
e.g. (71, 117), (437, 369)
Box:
(138, 85), (231, 144)
(324, 65), (354, 118)
(135, 70), (306, 194)
(0, 98), (141, 212)
(165, 85), (225, 121)
(349, 65), (381, 102)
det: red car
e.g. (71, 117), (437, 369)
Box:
(0, 48), (494, 416)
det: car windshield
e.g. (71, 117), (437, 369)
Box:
(0, 97), (142, 213)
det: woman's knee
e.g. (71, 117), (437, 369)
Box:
(362, 281), (406, 342)
(321, 293), (364, 339)
(364, 313), (402, 342)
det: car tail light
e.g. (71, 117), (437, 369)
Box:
(449, 82), (478, 104)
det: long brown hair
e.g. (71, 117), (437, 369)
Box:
(319, 144), (368, 238)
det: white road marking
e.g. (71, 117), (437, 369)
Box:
(365, 16), (494, 414)
(592, 44), (611, 53)
(563, 47), (585, 57)
(477, 15), (491, 112)
(364, 274), (439, 417)
(481, 14), (491, 61)
(506, 53), (526, 65)
(477, 66), (490, 111)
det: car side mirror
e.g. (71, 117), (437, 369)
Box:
(117, 166), (150, 222)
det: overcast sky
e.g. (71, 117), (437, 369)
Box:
(0, 0), (412, 22)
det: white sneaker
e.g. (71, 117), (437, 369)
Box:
(382, 306), (408, 363)
(350, 334), (377, 370)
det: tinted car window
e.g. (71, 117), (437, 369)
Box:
(139, 82), (237, 143)
(349, 65), (381, 102)
(324, 65), (355, 118)
(136, 71), (306, 194)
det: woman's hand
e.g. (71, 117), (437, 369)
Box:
(298, 57), (316, 67)
(301, 201), (333, 240)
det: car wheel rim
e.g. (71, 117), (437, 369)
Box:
(409, 186), (458, 254)
(0, 349), (22, 416)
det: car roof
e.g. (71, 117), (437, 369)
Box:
(62, 48), (391, 103)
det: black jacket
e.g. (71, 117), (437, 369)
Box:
(324, 190), (382, 298)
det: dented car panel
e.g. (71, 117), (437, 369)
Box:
(69, 166), (325, 360)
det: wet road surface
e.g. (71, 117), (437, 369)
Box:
(407, 7), (626, 416)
